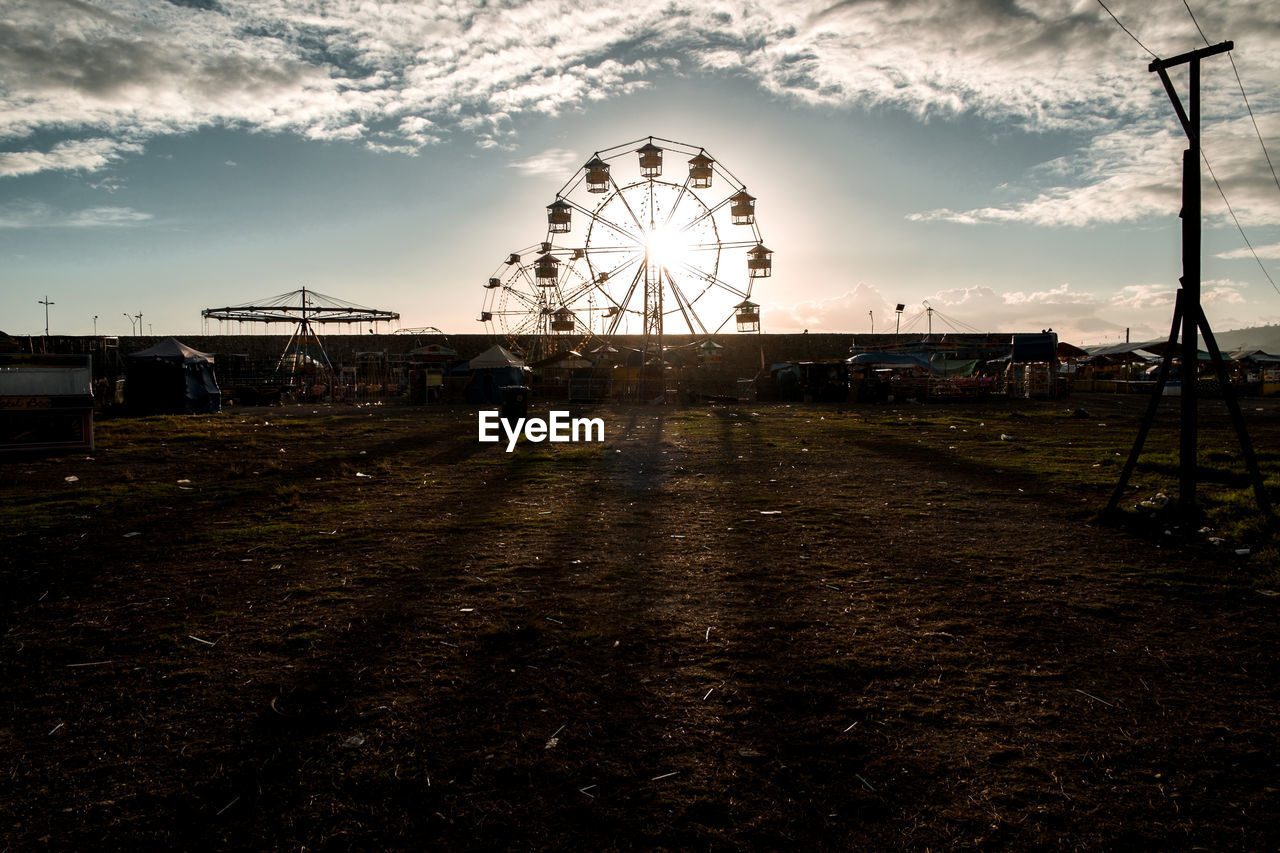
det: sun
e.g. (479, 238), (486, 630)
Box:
(643, 222), (694, 272)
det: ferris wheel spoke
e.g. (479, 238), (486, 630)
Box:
(515, 264), (543, 293)
(594, 253), (642, 286)
(605, 264), (646, 335)
(583, 243), (644, 255)
(659, 176), (700, 231)
(558, 280), (596, 305)
(673, 259), (750, 300)
(674, 197), (731, 235)
(661, 267), (708, 336)
(502, 286), (545, 312)
(592, 214), (647, 249)
(689, 240), (758, 251)
(605, 174), (650, 236)
(564, 198), (644, 247)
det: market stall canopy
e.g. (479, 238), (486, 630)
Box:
(1229, 349), (1280, 363)
(128, 337), (214, 364)
(1085, 340), (1194, 359)
(531, 350), (591, 369)
(846, 352), (937, 373)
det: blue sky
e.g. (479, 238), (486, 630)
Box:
(3, 0), (1279, 345)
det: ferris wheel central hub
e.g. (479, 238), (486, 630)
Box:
(643, 223), (685, 269)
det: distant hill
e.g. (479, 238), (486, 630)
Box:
(1211, 324), (1280, 354)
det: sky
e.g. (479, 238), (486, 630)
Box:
(2, 0), (1280, 346)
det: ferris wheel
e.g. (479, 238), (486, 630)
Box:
(481, 136), (768, 362)
(479, 242), (594, 361)
(552, 136), (768, 342)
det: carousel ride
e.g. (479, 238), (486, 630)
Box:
(202, 287), (399, 384)
(481, 136), (769, 392)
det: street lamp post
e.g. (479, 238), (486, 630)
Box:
(38, 295), (54, 336)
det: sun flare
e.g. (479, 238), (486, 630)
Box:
(644, 223), (692, 272)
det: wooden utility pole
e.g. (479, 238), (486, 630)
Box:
(1153, 41), (1232, 513)
(1107, 40), (1272, 523)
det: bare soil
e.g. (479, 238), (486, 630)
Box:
(2, 395), (1279, 851)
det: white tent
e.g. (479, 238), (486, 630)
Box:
(468, 345), (526, 369)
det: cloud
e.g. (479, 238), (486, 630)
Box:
(507, 147), (584, 177)
(0, 138), (143, 178)
(768, 281), (894, 332)
(908, 125), (1196, 227)
(0, 200), (153, 228)
(0, 0), (1277, 238)
(1003, 283), (1100, 307)
(1217, 242), (1280, 260)
(919, 107), (1280, 228)
(1201, 278), (1248, 306)
(766, 277), (1231, 345)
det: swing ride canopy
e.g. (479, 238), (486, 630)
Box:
(201, 288), (399, 326)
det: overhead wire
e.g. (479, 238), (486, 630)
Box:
(1094, 0), (1156, 58)
(1202, 151), (1280, 295)
(1181, 0), (1280, 195)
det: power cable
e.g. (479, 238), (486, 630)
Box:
(1202, 150), (1280, 296)
(1094, 0), (1157, 58)
(1182, 0), (1280, 194)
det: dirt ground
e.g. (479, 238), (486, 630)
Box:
(2, 394), (1278, 851)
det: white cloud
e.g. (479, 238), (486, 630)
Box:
(65, 206), (154, 227)
(0, 200), (153, 228)
(1201, 277), (1248, 306)
(0, 138), (143, 177)
(1003, 283), (1099, 306)
(767, 282), (897, 333)
(507, 147), (584, 177)
(1217, 242), (1280, 260)
(765, 277), (1243, 345)
(0, 0), (1276, 238)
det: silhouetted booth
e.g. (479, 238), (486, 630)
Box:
(1008, 332), (1060, 399)
(0, 353), (95, 454)
(464, 345), (530, 404)
(126, 338), (221, 415)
